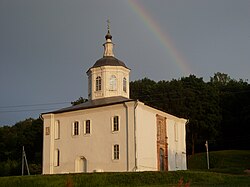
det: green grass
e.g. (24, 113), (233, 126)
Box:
(0, 171), (249, 187)
(188, 150), (250, 174)
(0, 150), (249, 187)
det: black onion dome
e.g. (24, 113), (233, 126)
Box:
(92, 56), (128, 69)
(105, 30), (112, 40)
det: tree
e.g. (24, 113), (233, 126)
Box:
(210, 76), (250, 150)
(71, 97), (88, 106)
(180, 76), (221, 155)
(130, 75), (221, 155)
(0, 118), (43, 176)
(210, 72), (232, 85)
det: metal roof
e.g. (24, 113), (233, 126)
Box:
(42, 96), (134, 115)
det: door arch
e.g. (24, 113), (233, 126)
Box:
(75, 156), (87, 173)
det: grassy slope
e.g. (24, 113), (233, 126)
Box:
(0, 171), (249, 187)
(0, 150), (249, 187)
(188, 150), (250, 174)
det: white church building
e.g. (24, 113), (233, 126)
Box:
(41, 28), (187, 174)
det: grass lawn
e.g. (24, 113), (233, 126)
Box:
(0, 150), (249, 187)
(188, 150), (250, 174)
(0, 170), (249, 187)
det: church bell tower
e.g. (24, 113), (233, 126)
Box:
(86, 22), (130, 101)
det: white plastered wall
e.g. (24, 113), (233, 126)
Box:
(42, 103), (135, 174)
(42, 101), (187, 174)
(135, 102), (187, 171)
(87, 66), (130, 100)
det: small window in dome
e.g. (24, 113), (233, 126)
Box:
(109, 75), (117, 91)
(123, 77), (127, 92)
(96, 76), (101, 91)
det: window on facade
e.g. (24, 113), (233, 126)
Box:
(113, 144), (119, 160)
(109, 75), (117, 91)
(85, 120), (91, 134)
(96, 76), (101, 91)
(113, 116), (119, 132)
(88, 77), (92, 96)
(123, 77), (127, 92)
(55, 120), (60, 140)
(174, 123), (178, 141)
(54, 149), (60, 167)
(175, 152), (178, 168)
(73, 121), (80, 136)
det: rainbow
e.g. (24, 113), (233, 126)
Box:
(127, 0), (192, 75)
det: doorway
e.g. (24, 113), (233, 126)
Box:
(159, 148), (165, 171)
(76, 156), (87, 173)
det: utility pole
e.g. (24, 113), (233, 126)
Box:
(22, 146), (24, 176)
(205, 140), (210, 169)
(22, 146), (30, 176)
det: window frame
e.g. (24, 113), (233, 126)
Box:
(84, 119), (91, 135)
(112, 116), (119, 132)
(109, 75), (117, 91)
(175, 152), (179, 168)
(174, 123), (178, 142)
(88, 76), (92, 97)
(95, 76), (102, 91)
(123, 77), (127, 92)
(54, 120), (60, 140)
(72, 121), (80, 136)
(54, 149), (60, 167)
(113, 144), (120, 160)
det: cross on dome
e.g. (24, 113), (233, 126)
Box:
(103, 19), (114, 57)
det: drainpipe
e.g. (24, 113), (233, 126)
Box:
(123, 102), (129, 171)
(134, 100), (139, 171)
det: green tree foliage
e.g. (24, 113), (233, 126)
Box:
(210, 73), (250, 150)
(131, 74), (249, 155)
(210, 72), (232, 85)
(0, 118), (42, 176)
(71, 97), (88, 106)
(0, 73), (249, 176)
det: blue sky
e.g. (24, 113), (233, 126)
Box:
(0, 0), (250, 125)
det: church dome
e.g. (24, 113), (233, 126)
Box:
(92, 56), (128, 69)
(87, 23), (130, 101)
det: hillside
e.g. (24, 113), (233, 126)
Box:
(188, 150), (250, 174)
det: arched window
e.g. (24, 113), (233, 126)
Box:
(109, 75), (117, 91)
(175, 152), (178, 169)
(55, 120), (60, 140)
(54, 149), (60, 166)
(123, 77), (127, 92)
(88, 77), (92, 96)
(96, 76), (101, 91)
(174, 123), (178, 141)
